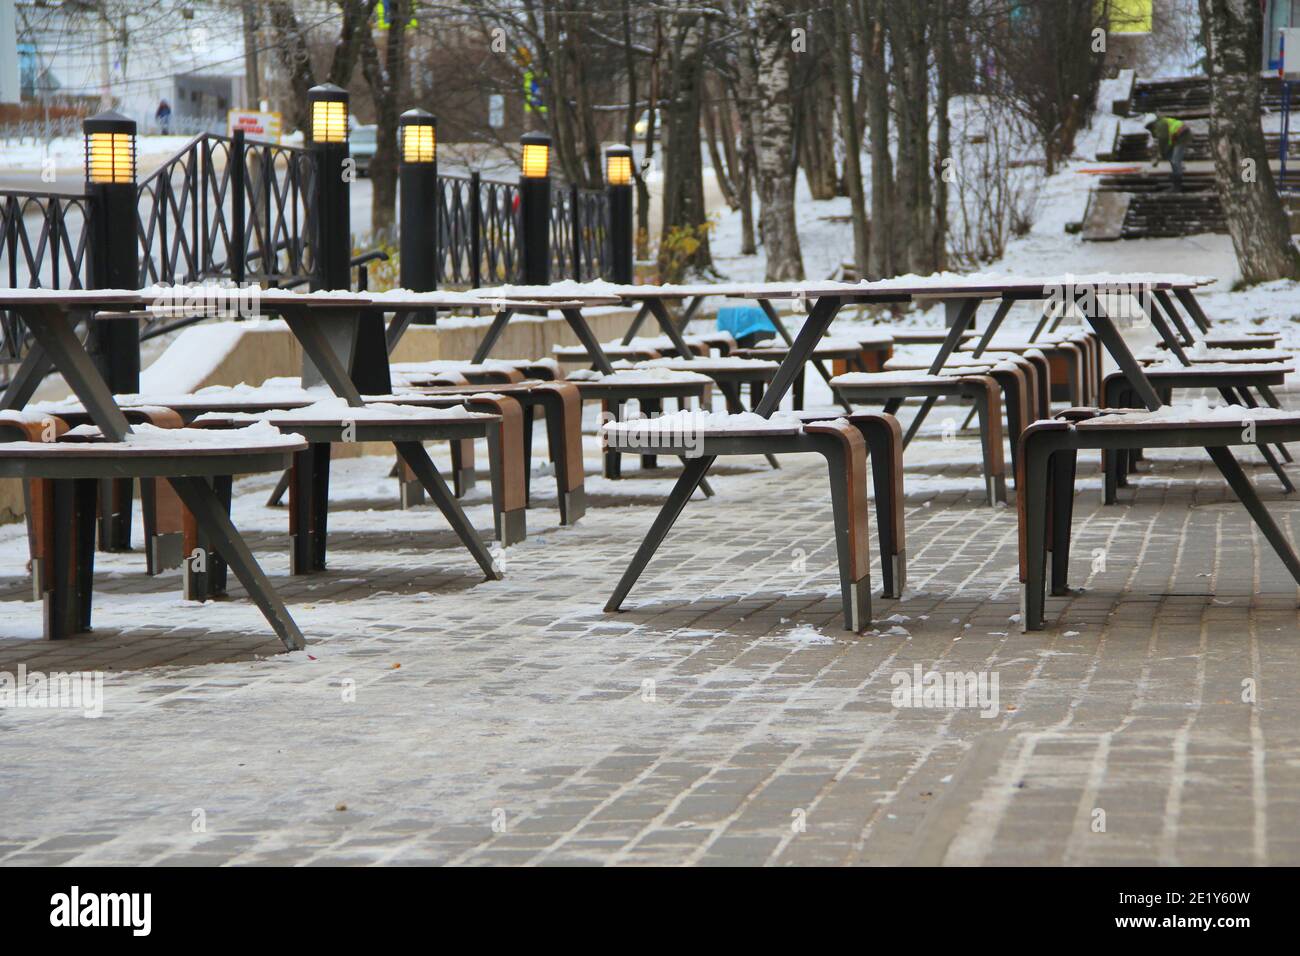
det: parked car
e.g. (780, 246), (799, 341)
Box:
(350, 123), (377, 175)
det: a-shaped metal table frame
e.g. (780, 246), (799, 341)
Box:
(0, 288), (567, 637)
(614, 284), (848, 408)
(603, 274), (1300, 615)
(0, 289), (306, 650)
(459, 287), (624, 374)
(466, 284), (846, 409)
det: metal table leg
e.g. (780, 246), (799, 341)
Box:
(894, 297), (983, 438)
(1172, 287), (1213, 334)
(970, 298), (1014, 358)
(756, 297), (849, 410)
(620, 302), (651, 344)
(605, 296), (845, 612)
(0, 342), (54, 411)
(645, 297), (696, 359)
(561, 308), (616, 375)
(471, 308), (516, 364)
(1088, 302), (1300, 575)
(394, 440), (503, 581)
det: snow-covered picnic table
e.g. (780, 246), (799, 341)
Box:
(598, 272), (1300, 638)
(0, 288), (315, 648)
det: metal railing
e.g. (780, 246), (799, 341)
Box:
(137, 131), (316, 288)
(2, 132), (614, 373)
(0, 190), (93, 364)
(435, 172), (608, 287)
(551, 183), (609, 283)
(435, 171), (519, 287)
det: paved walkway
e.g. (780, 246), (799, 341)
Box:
(0, 424), (1298, 866)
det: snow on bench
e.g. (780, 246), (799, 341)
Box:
(565, 367), (714, 385)
(602, 409), (805, 439)
(2, 421), (303, 455)
(1078, 400), (1300, 428)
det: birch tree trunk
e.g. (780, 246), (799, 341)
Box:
(1200, 0), (1300, 282)
(753, 0), (805, 281)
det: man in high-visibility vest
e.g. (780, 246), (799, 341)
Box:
(1142, 112), (1192, 192)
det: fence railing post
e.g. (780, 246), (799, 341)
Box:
(470, 171), (482, 289)
(231, 128), (246, 284)
(570, 183), (581, 281)
(188, 141), (199, 282)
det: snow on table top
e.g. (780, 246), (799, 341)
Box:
(883, 357), (1018, 375)
(391, 357), (560, 373)
(1081, 400), (1300, 427)
(742, 336), (865, 352)
(832, 369), (988, 386)
(566, 366), (714, 385)
(33, 380), (332, 413)
(195, 396), (491, 424)
(636, 356), (780, 370)
(856, 329), (897, 345)
(3, 421), (305, 452)
(891, 344), (1023, 361)
(602, 409), (804, 435)
(1142, 360), (1293, 375)
(0, 409), (59, 428)
(660, 271), (1212, 300)
(1138, 344), (1292, 362)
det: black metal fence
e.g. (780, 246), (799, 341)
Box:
(2, 132), (614, 373)
(435, 171), (519, 287)
(136, 131), (317, 288)
(552, 183), (609, 283)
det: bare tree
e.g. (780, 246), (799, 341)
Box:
(266, 0), (375, 134)
(1200, 0), (1300, 281)
(831, 0), (868, 276)
(979, 0), (1107, 174)
(860, 0), (894, 278)
(359, 0), (410, 238)
(752, 0), (804, 280)
(658, 4), (714, 278)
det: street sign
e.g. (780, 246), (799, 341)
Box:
(227, 109), (282, 143)
(1282, 28), (1300, 77)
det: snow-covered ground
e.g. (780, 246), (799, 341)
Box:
(702, 73), (1300, 381)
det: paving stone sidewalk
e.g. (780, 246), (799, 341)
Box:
(0, 428), (1297, 866)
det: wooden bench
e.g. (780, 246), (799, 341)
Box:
(567, 368), (713, 480)
(1102, 362), (1295, 494)
(832, 370), (1009, 504)
(395, 381), (587, 525)
(732, 338), (869, 410)
(195, 402), (510, 581)
(392, 358), (561, 383)
(1017, 406), (1300, 631)
(962, 332), (1097, 405)
(603, 411), (906, 630)
(1153, 332), (1280, 352)
(554, 343), (672, 366)
(0, 413), (306, 646)
(882, 352), (1042, 469)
